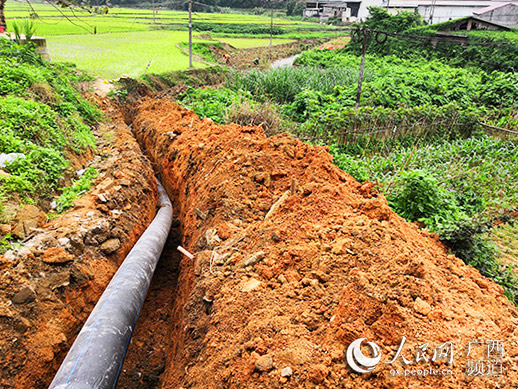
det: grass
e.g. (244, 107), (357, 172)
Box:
(47, 31), (212, 78)
(4, 2), (333, 77)
(492, 222), (518, 275)
(219, 37), (294, 48)
(5, 2), (320, 36)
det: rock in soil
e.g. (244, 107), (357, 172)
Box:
(255, 354), (273, 372)
(11, 204), (46, 239)
(100, 238), (121, 254)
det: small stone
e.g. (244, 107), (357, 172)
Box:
(255, 354), (273, 372)
(0, 169), (10, 179)
(47, 272), (70, 290)
(331, 238), (352, 255)
(0, 224), (11, 235)
(97, 193), (108, 203)
(42, 247), (73, 264)
(241, 278), (261, 292)
(414, 297), (432, 316)
(11, 205), (46, 239)
(281, 367), (293, 377)
(310, 270), (329, 283)
(241, 251), (266, 267)
(309, 364), (329, 384)
(4, 250), (16, 261)
(57, 237), (70, 246)
(0, 153), (25, 168)
(101, 238), (121, 254)
(119, 178), (131, 186)
(84, 220), (111, 245)
(278, 274), (288, 284)
(17, 246), (31, 258)
(110, 227), (126, 240)
(15, 317), (31, 334)
(11, 286), (36, 304)
(205, 228), (221, 249)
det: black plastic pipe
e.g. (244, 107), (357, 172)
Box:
(49, 181), (173, 389)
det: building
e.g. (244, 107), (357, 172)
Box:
(304, 0), (518, 25)
(304, 0), (382, 22)
(473, 2), (518, 27)
(437, 14), (513, 29)
(385, 0), (492, 24)
(385, 0), (518, 25)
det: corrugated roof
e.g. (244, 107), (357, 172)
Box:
(474, 1), (518, 14)
(389, 0), (493, 7)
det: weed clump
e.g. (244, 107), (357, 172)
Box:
(0, 38), (99, 202)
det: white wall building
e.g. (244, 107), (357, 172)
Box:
(387, 0), (492, 24)
(304, 0), (518, 25)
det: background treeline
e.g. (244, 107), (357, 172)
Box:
(100, 0), (305, 14)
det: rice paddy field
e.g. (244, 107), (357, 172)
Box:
(3, 0), (330, 77)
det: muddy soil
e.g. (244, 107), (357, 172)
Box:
(130, 97), (518, 389)
(0, 104), (158, 388)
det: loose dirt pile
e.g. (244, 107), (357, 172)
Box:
(132, 98), (518, 388)
(0, 108), (158, 388)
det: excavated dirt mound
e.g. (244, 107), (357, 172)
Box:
(0, 108), (158, 388)
(133, 98), (518, 388)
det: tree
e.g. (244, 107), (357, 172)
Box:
(365, 6), (423, 33)
(1, 0), (6, 30)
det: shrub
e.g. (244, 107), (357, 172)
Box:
(387, 170), (464, 226)
(364, 6), (424, 32)
(225, 100), (284, 136)
(179, 87), (252, 124)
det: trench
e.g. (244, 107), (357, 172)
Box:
(115, 221), (182, 388)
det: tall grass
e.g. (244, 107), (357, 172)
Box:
(227, 66), (367, 104)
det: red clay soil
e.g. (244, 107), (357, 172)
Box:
(0, 110), (158, 388)
(132, 98), (518, 389)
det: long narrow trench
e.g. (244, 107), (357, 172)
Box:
(116, 218), (182, 388)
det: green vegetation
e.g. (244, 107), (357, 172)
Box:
(4, 1), (333, 78)
(353, 7), (518, 73)
(363, 6), (423, 33)
(180, 87), (252, 124)
(55, 166), (98, 213)
(0, 38), (98, 203)
(219, 37), (294, 48)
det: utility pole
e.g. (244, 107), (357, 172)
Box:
(152, 0), (156, 24)
(355, 28), (369, 109)
(270, 5), (273, 47)
(189, 0), (193, 68)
